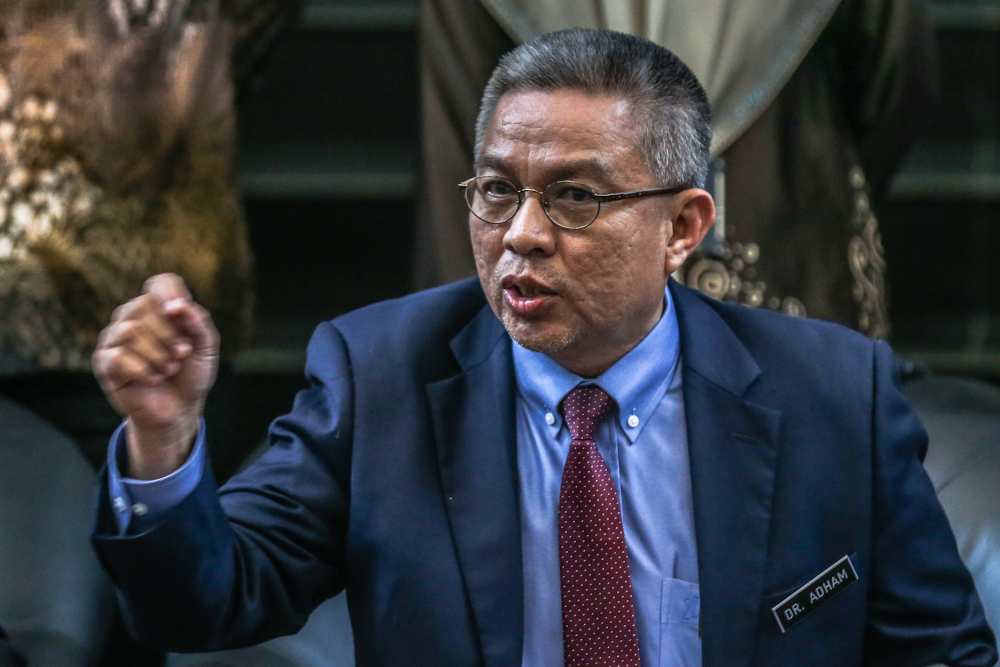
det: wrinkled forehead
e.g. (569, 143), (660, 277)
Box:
(476, 89), (649, 183)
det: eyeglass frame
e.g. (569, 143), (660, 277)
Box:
(458, 176), (688, 230)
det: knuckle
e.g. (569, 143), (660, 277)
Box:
(143, 273), (166, 291)
(165, 272), (186, 289)
(114, 295), (150, 321)
(95, 351), (121, 381)
(142, 275), (171, 303)
(135, 293), (158, 313)
(91, 348), (107, 375)
(105, 346), (125, 366)
(200, 308), (221, 345)
(109, 347), (140, 372)
(117, 320), (139, 341)
(96, 324), (110, 347)
(121, 353), (145, 374)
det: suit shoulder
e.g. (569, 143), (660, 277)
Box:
(330, 277), (485, 334)
(691, 289), (879, 387)
(717, 298), (873, 355)
(317, 277), (488, 373)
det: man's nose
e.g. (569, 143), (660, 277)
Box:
(504, 190), (556, 257)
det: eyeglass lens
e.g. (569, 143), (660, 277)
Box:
(464, 177), (599, 230)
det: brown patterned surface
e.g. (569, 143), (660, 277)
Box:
(0, 0), (293, 377)
(676, 158), (890, 336)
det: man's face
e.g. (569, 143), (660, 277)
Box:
(472, 89), (695, 376)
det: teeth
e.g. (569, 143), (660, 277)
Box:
(517, 285), (540, 297)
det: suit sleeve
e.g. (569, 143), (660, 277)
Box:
(863, 341), (997, 666)
(91, 321), (354, 652)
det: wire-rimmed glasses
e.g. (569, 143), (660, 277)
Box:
(458, 176), (686, 230)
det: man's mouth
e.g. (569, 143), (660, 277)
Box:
(501, 275), (557, 317)
(510, 284), (551, 298)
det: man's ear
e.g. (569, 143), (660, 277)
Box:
(665, 189), (716, 274)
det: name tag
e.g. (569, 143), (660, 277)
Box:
(771, 555), (858, 633)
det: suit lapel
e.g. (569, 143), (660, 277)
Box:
(672, 282), (782, 667)
(427, 305), (523, 667)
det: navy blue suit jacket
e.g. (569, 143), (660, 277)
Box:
(92, 278), (997, 666)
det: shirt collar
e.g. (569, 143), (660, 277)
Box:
(512, 285), (681, 444)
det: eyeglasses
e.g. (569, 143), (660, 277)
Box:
(458, 176), (686, 230)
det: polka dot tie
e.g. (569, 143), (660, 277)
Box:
(558, 386), (641, 667)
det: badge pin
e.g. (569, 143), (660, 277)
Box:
(771, 555), (859, 633)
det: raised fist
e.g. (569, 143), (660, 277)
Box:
(93, 273), (219, 479)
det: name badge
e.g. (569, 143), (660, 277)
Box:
(771, 555), (858, 633)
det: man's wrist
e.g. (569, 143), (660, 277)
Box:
(125, 412), (201, 480)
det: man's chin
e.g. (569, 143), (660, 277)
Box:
(501, 313), (577, 356)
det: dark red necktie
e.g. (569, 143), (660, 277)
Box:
(558, 386), (641, 667)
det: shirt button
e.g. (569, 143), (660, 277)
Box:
(627, 415), (640, 428)
(545, 412), (556, 425)
(113, 497), (127, 513)
(131, 503), (149, 517)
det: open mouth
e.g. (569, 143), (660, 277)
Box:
(512, 284), (553, 298)
(501, 275), (557, 317)
(501, 274), (555, 295)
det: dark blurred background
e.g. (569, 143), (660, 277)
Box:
(881, 0), (1000, 377)
(232, 0), (421, 449)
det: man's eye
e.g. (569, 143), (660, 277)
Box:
(482, 180), (515, 197)
(558, 187), (595, 203)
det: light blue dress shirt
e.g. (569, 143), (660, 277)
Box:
(107, 419), (207, 533)
(107, 288), (701, 666)
(514, 285), (700, 667)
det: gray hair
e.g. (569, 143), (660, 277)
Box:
(474, 28), (712, 189)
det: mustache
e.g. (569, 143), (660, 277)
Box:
(493, 258), (562, 289)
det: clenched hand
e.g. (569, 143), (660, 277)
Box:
(93, 273), (219, 480)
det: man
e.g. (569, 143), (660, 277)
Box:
(90, 30), (997, 666)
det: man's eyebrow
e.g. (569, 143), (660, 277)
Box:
(475, 155), (509, 173)
(474, 155), (619, 184)
(558, 158), (616, 182)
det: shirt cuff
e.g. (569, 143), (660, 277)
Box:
(106, 419), (207, 534)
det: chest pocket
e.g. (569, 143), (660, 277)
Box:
(659, 578), (702, 667)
